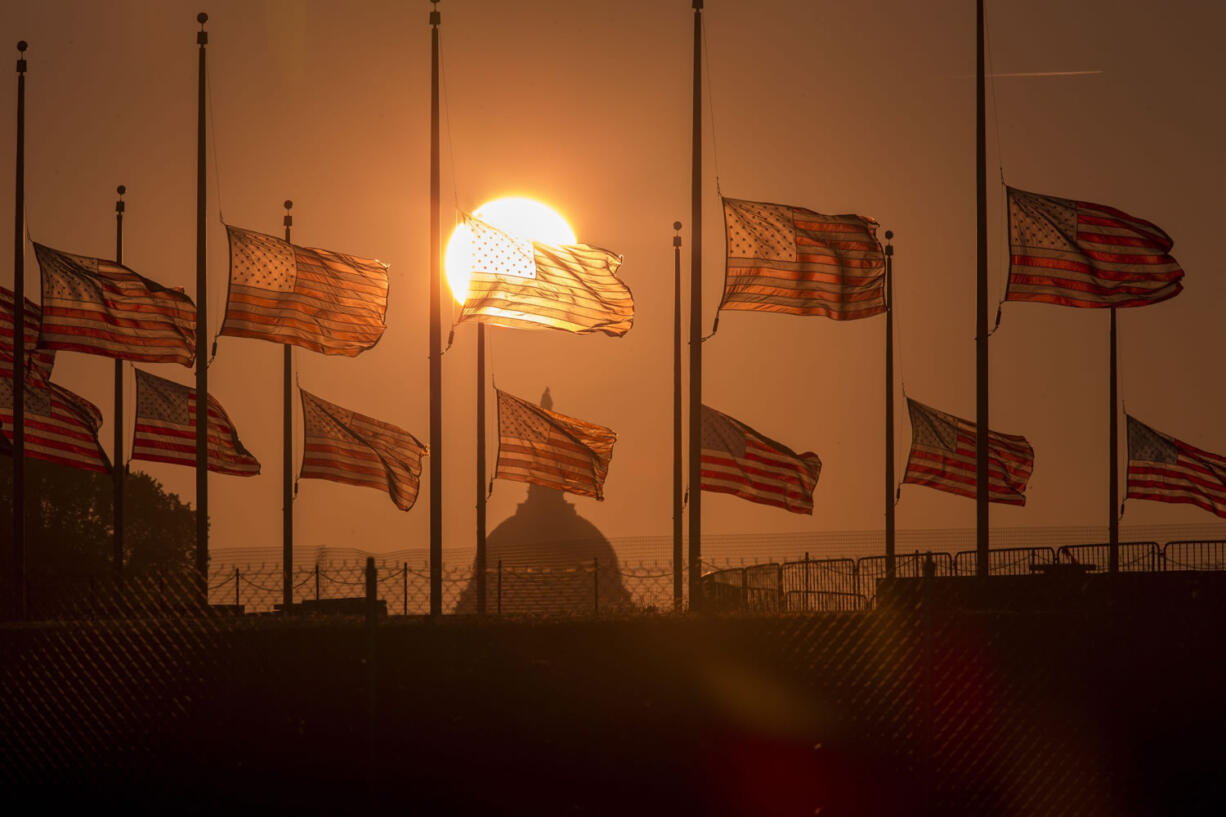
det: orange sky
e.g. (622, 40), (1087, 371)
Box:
(2, 0), (1225, 562)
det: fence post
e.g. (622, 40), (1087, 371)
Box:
(362, 555), (377, 778)
(497, 560), (502, 616)
(315, 564), (320, 601)
(365, 557), (378, 623)
(403, 561), (408, 616)
(922, 545), (934, 813)
(852, 558), (860, 610)
(776, 563), (783, 612)
(234, 566), (240, 609)
(593, 556), (599, 617)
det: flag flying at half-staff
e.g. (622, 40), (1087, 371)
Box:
(1, 287), (55, 379)
(700, 405), (822, 515)
(298, 389), (427, 511)
(903, 398), (1034, 506)
(130, 368), (260, 476)
(33, 243), (196, 365)
(720, 197), (886, 320)
(1005, 187), (1184, 308)
(1126, 415), (1226, 518)
(495, 389), (616, 500)
(219, 226), (389, 355)
(457, 215), (634, 336)
(0, 350), (110, 473)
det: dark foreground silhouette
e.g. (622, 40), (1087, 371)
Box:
(2, 581), (1224, 816)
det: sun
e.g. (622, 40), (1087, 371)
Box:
(444, 197), (576, 304)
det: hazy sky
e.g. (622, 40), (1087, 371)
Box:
(2, 0), (1225, 561)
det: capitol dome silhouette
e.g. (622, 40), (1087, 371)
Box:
(454, 388), (632, 616)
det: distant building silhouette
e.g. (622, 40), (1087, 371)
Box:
(454, 388), (631, 615)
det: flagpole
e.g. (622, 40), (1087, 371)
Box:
(283, 199), (294, 612)
(11, 41), (28, 620)
(884, 230), (895, 579)
(1108, 308), (1119, 573)
(194, 13), (209, 595)
(113, 185), (126, 581)
(974, 0), (990, 577)
(687, 0), (704, 611)
(475, 323), (486, 615)
(428, 0), (443, 617)
(672, 221), (683, 610)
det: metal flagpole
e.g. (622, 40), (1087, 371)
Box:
(428, 0), (442, 616)
(113, 185), (126, 581)
(11, 41), (28, 620)
(476, 323), (486, 614)
(687, 0), (704, 610)
(673, 221), (683, 610)
(1108, 308), (1119, 574)
(974, 0), (989, 577)
(283, 199), (294, 611)
(194, 13), (210, 595)
(884, 230), (896, 579)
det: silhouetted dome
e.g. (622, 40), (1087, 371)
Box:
(454, 482), (632, 615)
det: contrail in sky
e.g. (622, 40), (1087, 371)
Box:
(957, 70), (1105, 78)
(991, 70), (1104, 78)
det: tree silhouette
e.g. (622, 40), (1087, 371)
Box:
(0, 460), (197, 582)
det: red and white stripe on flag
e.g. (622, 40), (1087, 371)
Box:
(720, 197), (885, 320)
(1127, 415), (1226, 518)
(902, 398), (1033, 506)
(0, 353), (110, 473)
(1005, 187), (1184, 309)
(495, 389), (616, 500)
(458, 215), (634, 337)
(1, 286), (56, 379)
(219, 226), (389, 356)
(298, 389), (427, 511)
(34, 243), (196, 365)
(130, 368), (260, 476)
(700, 404), (822, 514)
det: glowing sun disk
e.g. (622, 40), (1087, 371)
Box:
(444, 197), (576, 304)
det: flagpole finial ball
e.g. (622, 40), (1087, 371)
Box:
(17, 41), (27, 52)
(197, 12), (208, 25)
(284, 200), (293, 211)
(117, 185), (126, 196)
(673, 221), (682, 231)
(885, 230), (893, 241)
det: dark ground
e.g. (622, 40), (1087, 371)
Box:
(1, 579), (1224, 815)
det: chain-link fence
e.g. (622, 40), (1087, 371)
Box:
(3, 541), (1225, 814)
(19, 538), (1226, 621)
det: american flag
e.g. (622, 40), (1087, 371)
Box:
(458, 215), (634, 336)
(1005, 187), (1184, 308)
(299, 389), (427, 511)
(700, 405), (822, 514)
(903, 398), (1034, 506)
(220, 226), (389, 356)
(495, 389), (616, 500)
(34, 243), (196, 365)
(0, 350), (111, 473)
(1126, 415), (1226, 518)
(1, 286), (56, 379)
(130, 368), (260, 476)
(720, 197), (885, 320)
